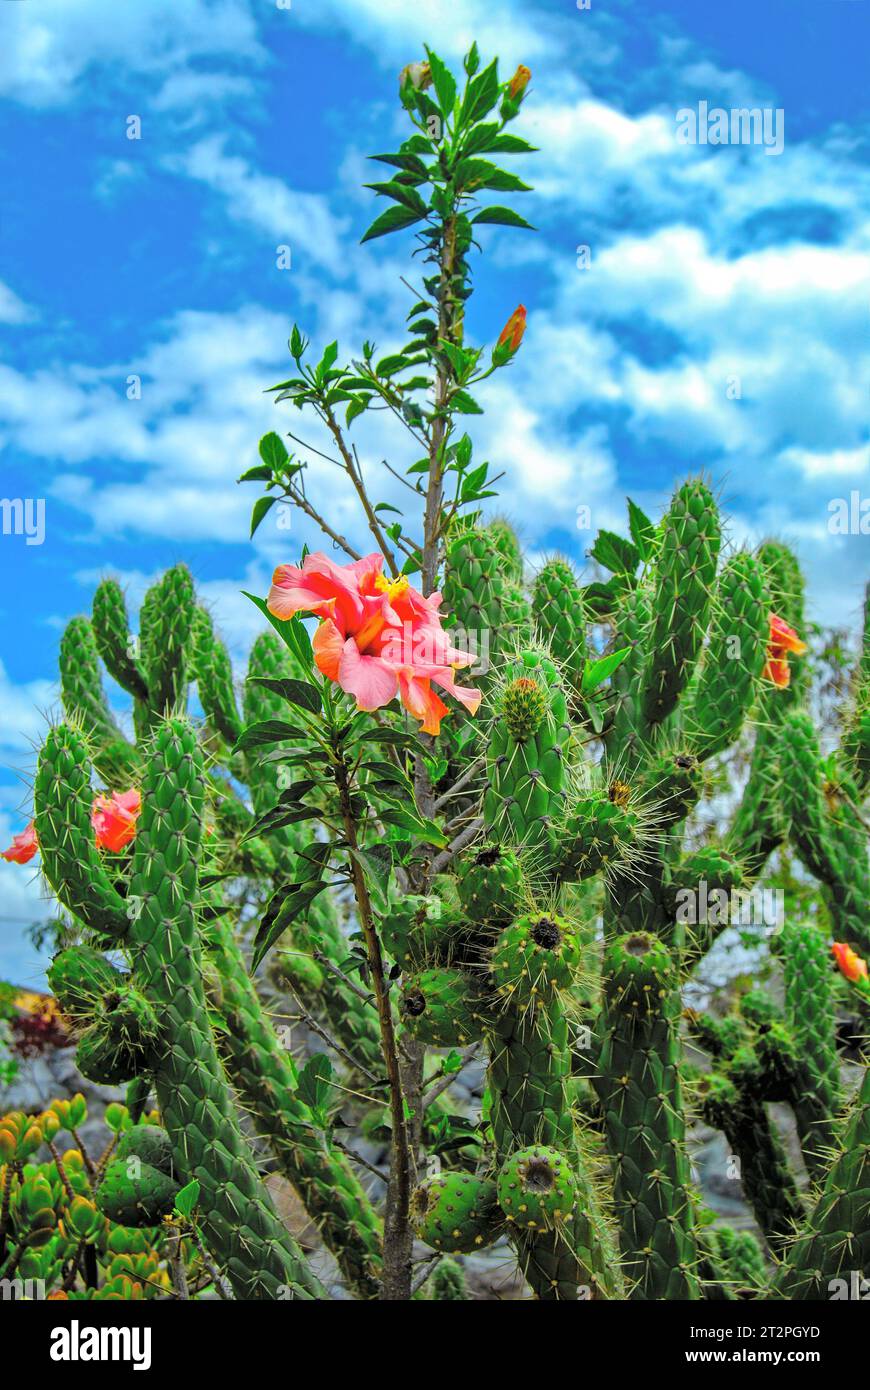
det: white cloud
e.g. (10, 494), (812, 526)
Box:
(0, 659), (58, 760)
(781, 444), (869, 481)
(0, 0), (264, 108)
(166, 136), (349, 274)
(0, 283), (35, 325)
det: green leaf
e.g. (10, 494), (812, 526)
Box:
(376, 353), (413, 378)
(361, 204), (426, 243)
(252, 882), (327, 969)
(351, 727), (421, 752)
(487, 133), (539, 153)
(378, 807), (447, 847)
(581, 578), (623, 619)
(451, 389), (483, 415)
(173, 1180), (200, 1221)
(460, 462), (489, 501)
(590, 529), (640, 577)
(361, 759), (415, 793)
(581, 647), (632, 695)
(425, 48), (457, 118)
(364, 180), (428, 215)
(369, 151), (428, 177)
(459, 58), (500, 127)
(259, 432), (289, 471)
(242, 591), (314, 673)
(297, 1054), (334, 1114)
(351, 844), (392, 912)
(346, 397), (368, 427)
(250, 495), (278, 538)
(454, 158), (531, 193)
(232, 719), (312, 753)
(471, 206), (535, 230)
(247, 675), (322, 715)
(627, 498), (656, 563)
(238, 464), (274, 484)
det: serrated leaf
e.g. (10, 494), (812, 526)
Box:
(259, 432), (289, 470)
(297, 1053), (334, 1113)
(627, 498), (656, 563)
(365, 180), (428, 215)
(252, 881), (328, 969)
(459, 58), (500, 127)
(451, 389), (483, 414)
(232, 719), (311, 753)
(346, 397), (368, 427)
(425, 48), (457, 118)
(247, 675), (322, 715)
(369, 151), (428, 177)
(378, 807), (447, 846)
(471, 206), (535, 230)
(238, 464), (274, 484)
(250, 495), (278, 538)
(590, 529), (640, 577)
(173, 1180), (200, 1220)
(376, 353), (413, 378)
(351, 844), (393, 911)
(361, 204), (426, 243)
(454, 158), (531, 193)
(242, 591), (314, 673)
(317, 341), (339, 380)
(488, 133), (538, 153)
(581, 646), (632, 695)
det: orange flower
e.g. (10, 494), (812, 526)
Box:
(762, 612), (806, 688)
(832, 941), (868, 984)
(268, 552), (480, 736)
(508, 65), (531, 100)
(91, 789), (141, 853)
(497, 304), (526, 356)
(1, 821), (38, 864)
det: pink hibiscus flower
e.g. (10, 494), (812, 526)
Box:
(1, 821), (38, 864)
(268, 552), (481, 735)
(91, 789), (141, 853)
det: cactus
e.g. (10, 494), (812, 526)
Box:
(5, 42), (869, 1306)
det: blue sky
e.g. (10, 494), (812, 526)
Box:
(0, 0), (868, 983)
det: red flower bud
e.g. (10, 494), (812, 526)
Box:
(832, 941), (868, 984)
(497, 304), (526, 355)
(762, 611), (806, 688)
(508, 66), (531, 101)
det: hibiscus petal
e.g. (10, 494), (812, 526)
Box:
(399, 673), (449, 735)
(1, 821), (38, 864)
(763, 657), (791, 688)
(435, 674), (482, 716)
(313, 617), (344, 681)
(338, 639), (399, 711)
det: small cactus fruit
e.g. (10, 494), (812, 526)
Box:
(379, 894), (465, 968)
(96, 1159), (181, 1227)
(491, 913), (579, 999)
(497, 1144), (577, 1230)
(47, 945), (127, 1020)
(501, 675), (549, 742)
(75, 985), (158, 1085)
(410, 1171), (500, 1253)
(399, 967), (489, 1045)
(115, 1124), (176, 1177)
(560, 786), (640, 881)
(484, 651), (570, 859)
(457, 843), (524, 925)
